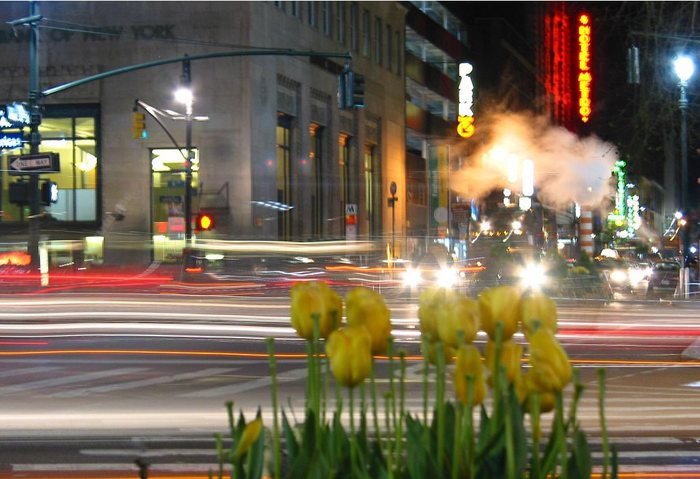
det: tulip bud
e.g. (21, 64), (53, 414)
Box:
(290, 281), (342, 340)
(479, 285), (520, 341)
(485, 338), (523, 383)
(520, 292), (558, 337)
(233, 417), (263, 460)
(527, 328), (572, 393)
(454, 344), (486, 405)
(436, 295), (480, 348)
(418, 287), (452, 341)
(326, 326), (373, 388)
(422, 339), (456, 365)
(345, 287), (392, 354)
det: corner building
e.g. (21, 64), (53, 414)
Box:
(0, 2), (406, 265)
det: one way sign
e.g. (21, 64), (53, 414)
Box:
(8, 153), (60, 175)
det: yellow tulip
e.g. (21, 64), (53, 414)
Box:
(326, 326), (373, 388)
(290, 281), (342, 340)
(233, 417), (263, 460)
(520, 292), (558, 337)
(436, 295), (480, 348)
(521, 372), (556, 413)
(418, 287), (452, 341)
(484, 338), (523, 383)
(454, 344), (486, 405)
(422, 340), (456, 365)
(479, 285), (520, 341)
(527, 328), (572, 393)
(345, 287), (392, 354)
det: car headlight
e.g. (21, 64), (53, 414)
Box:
(436, 267), (459, 288)
(609, 269), (627, 284)
(518, 262), (547, 289)
(402, 267), (422, 288)
(628, 268), (645, 286)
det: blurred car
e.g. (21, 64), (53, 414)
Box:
(646, 261), (680, 297)
(594, 257), (635, 293)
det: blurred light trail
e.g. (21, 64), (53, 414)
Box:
(0, 348), (698, 368)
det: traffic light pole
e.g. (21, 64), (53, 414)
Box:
(182, 59), (194, 242)
(27, 1), (41, 269)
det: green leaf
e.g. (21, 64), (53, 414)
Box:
(282, 412), (300, 462)
(245, 411), (266, 479)
(540, 420), (564, 477)
(566, 429), (592, 479)
(404, 414), (431, 479)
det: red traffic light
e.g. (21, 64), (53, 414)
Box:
(196, 212), (215, 231)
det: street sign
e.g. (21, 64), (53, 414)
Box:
(0, 132), (23, 149)
(8, 152), (60, 175)
(0, 102), (31, 129)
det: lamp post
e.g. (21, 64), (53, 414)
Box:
(175, 59), (193, 242)
(673, 55), (694, 297)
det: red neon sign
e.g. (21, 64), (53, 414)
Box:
(577, 13), (592, 123)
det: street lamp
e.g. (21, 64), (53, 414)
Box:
(673, 54), (694, 297)
(175, 59), (193, 242)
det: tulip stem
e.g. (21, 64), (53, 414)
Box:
(349, 387), (358, 478)
(311, 314), (322, 456)
(529, 392), (541, 479)
(598, 368), (610, 479)
(397, 351), (406, 472)
(384, 392), (394, 476)
(388, 339), (398, 467)
(464, 377), (475, 479)
(436, 341), (446, 473)
(503, 373), (516, 479)
(370, 359), (381, 459)
(422, 336), (430, 431)
(555, 391), (567, 479)
(266, 338), (281, 479)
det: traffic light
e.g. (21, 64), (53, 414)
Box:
(351, 72), (365, 108)
(9, 182), (29, 205)
(132, 111), (147, 139)
(338, 68), (365, 109)
(195, 212), (215, 232)
(41, 181), (58, 206)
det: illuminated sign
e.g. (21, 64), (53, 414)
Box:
(457, 62), (475, 138)
(577, 13), (592, 123)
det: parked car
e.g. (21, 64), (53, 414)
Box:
(646, 261), (680, 298)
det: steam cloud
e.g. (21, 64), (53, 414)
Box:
(450, 111), (619, 209)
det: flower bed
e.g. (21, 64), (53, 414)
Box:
(212, 282), (617, 479)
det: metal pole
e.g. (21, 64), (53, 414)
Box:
(182, 59), (193, 243)
(27, 1), (41, 270)
(679, 81), (690, 298)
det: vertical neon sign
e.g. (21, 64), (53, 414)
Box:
(577, 13), (592, 123)
(457, 62), (475, 138)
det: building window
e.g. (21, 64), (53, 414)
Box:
(375, 17), (383, 65)
(350, 3), (359, 52)
(336, 3), (345, 44)
(310, 123), (324, 237)
(339, 133), (352, 235)
(151, 147), (199, 238)
(1, 104), (100, 224)
(364, 144), (376, 235)
(395, 30), (402, 76)
(308, 1), (317, 28)
(289, 1), (300, 19)
(274, 1), (284, 10)
(362, 9), (370, 57)
(277, 113), (294, 240)
(322, 1), (331, 36)
(386, 24), (392, 70)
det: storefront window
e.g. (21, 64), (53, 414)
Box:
(0, 105), (100, 223)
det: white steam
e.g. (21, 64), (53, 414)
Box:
(451, 111), (618, 208)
